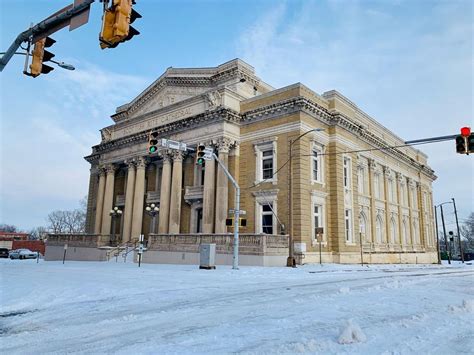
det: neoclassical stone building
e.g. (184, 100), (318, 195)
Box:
(78, 58), (437, 264)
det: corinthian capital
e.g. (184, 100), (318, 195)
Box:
(170, 150), (185, 162)
(215, 137), (235, 154)
(105, 163), (118, 174)
(135, 156), (148, 169)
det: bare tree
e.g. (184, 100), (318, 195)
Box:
(461, 212), (474, 252)
(46, 197), (87, 234)
(0, 224), (18, 233)
(29, 226), (48, 240)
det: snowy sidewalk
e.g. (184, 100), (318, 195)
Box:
(1, 259), (473, 354)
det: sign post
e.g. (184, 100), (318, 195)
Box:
(315, 227), (324, 265)
(62, 243), (68, 264)
(138, 234), (144, 267)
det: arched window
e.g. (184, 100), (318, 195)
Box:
(413, 220), (419, 244)
(390, 218), (397, 244)
(402, 219), (408, 245)
(376, 215), (383, 243)
(359, 212), (369, 242)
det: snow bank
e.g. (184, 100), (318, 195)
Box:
(338, 319), (367, 344)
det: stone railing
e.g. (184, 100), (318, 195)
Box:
(148, 234), (288, 256)
(46, 234), (110, 247)
(184, 186), (204, 203)
(146, 191), (160, 203)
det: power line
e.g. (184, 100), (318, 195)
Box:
(244, 135), (452, 191)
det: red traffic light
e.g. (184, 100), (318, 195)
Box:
(460, 126), (471, 137)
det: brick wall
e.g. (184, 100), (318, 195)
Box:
(12, 240), (45, 255)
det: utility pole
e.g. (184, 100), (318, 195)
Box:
(452, 198), (464, 263)
(212, 153), (240, 270)
(434, 205), (441, 264)
(440, 204), (451, 264)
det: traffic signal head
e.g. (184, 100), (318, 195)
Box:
(456, 135), (467, 154)
(468, 133), (474, 154)
(148, 131), (158, 154)
(28, 37), (56, 77)
(460, 126), (471, 137)
(99, 0), (142, 49)
(196, 144), (206, 165)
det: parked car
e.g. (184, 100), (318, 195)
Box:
(0, 248), (9, 258)
(9, 249), (38, 260)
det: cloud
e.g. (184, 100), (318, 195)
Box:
(236, 0), (473, 216)
(1, 63), (147, 229)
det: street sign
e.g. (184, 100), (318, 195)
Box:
(229, 209), (247, 215)
(64, 244), (68, 250)
(157, 138), (187, 152)
(203, 147), (213, 160)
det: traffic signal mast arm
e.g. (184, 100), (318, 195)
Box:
(0, 0), (94, 72)
(212, 152), (241, 270)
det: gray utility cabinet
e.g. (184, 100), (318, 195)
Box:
(199, 243), (216, 269)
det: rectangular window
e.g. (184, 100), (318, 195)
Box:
(262, 150), (274, 180)
(388, 180), (393, 202)
(357, 167), (365, 194)
(345, 209), (352, 242)
(343, 157), (351, 189)
(374, 174), (380, 199)
(262, 204), (273, 234)
(312, 149), (321, 182)
(313, 204), (322, 239)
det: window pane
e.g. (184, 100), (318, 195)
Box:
(262, 150), (273, 157)
(263, 204), (272, 212)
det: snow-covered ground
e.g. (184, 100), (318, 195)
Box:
(1, 259), (473, 354)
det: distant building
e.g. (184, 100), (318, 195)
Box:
(48, 59), (437, 265)
(0, 232), (29, 250)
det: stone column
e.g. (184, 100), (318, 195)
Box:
(383, 167), (391, 244)
(202, 147), (216, 233)
(396, 173), (403, 245)
(367, 159), (377, 245)
(92, 167), (105, 234)
(158, 153), (172, 233)
(215, 138), (232, 233)
(407, 178), (414, 245)
(130, 157), (147, 240)
(122, 160), (136, 243)
(168, 151), (184, 234)
(101, 164), (117, 236)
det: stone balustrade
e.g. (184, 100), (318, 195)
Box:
(46, 234), (110, 247)
(148, 233), (288, 256)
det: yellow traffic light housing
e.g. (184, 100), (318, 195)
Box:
(28, 37), (55, 77)
(99, 0), (142, 49)
(196, 144), (206, 166)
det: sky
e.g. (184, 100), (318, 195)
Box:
(0, 0), (473, 231)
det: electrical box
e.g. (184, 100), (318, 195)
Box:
(199, 243), (216, 270)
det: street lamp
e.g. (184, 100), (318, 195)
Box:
(145, 203), (160, 244)
(0, 51), (75, 71)
(287, 128), (325, 267)
(109, 206), (123, 246)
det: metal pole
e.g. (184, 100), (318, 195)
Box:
(212, 153), (240, 270)
(0, 0), (94, 71)
(404, 135), (458, 144)
(359, 232), (364, 266)
(319, 237), (322, 265)
(434, 205), (441, 264)
(440, 205), (451, 264)
(288, 141), (295, 267)
(452, 198), (464, 263)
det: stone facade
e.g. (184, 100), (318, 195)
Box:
(83, 58), (438, 264)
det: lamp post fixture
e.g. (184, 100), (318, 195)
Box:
(287, 128), (325, 267)
(435, 201), (453, 264)
(109, 206), (122, 246)
(145, 203), (159, 243)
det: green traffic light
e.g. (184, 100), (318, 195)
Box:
(149, 146), (157, 153)
(197, 158), (204, 165)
